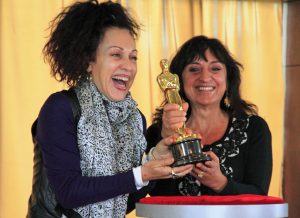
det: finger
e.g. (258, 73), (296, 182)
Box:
(179, 167), (194, 176)
(158, 135), (175, 147)
(161, 157), (175, 166)
(165, 116), (187, 126)
(162, 117), (184, 133)
(163, 113), (186, 129)
(163, 103), (182, 112)
(195, 162), (205, 169)
(173, 164), (193, 174)
(204, 151), (219, 163)
(190, 170), (203, 180)
(182, 102), (189, 113)
(204, 159), (219, 168)
(184, 127), (194, 136)
(163, 105), (186, 121)
(195, 162), (210, 172)
(148, 157), (174, 168)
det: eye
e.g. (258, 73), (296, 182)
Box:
(212, 67), (221, 71)
(210, 64), (223, 73)
(189, 67), (200, 73)
(111, 53), (122, 58)
(130, 55), (138, 62)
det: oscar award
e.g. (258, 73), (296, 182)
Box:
(157, 59), (211, 167)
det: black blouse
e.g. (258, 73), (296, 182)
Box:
(146, 115), (272, 196)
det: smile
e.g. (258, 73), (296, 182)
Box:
(112, 75), (130, 90)
(196, 86), (215, 91)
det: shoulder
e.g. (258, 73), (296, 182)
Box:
(248, 115), (270, 131)
(233, 114), (269, 129)
(230, 114), (271, 139)
(38, 91), (74, 125)
(42, 91), (72, 110)
(237, 114), (272, 139)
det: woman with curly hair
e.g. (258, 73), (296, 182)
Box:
(146, 35), (272, 197)
(27, 1), (192, 217)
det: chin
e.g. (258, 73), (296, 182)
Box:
(109, 92), (128, 102)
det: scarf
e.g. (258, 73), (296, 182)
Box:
(73, 79), (146, 217)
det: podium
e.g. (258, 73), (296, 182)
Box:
(136, 195), (288, 218)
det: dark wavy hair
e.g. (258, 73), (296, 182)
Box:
(153, 35), (257, 124)
(43, 0), (140, 86)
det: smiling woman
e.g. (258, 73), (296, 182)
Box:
(88, 27), (137, 102)
(26, 1), (194, 218)
(146, 35), (272, 198)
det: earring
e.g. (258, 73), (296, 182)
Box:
(224, 92), (231, 108)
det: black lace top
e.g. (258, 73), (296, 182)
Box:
(146, 115), (272, 196)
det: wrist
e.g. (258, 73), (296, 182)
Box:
(161, 129), (167, 138)
(214, 175), (228, 193)
(141, 164), (151, 182)
(149, 147), (157, 160)
(153, 146), (170, 160)
(133, 166), (149, 189)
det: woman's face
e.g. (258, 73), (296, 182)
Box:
(182, 49), (227, 108)
(88, 27), (137, 101)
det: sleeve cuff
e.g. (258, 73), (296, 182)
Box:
(133, 166), (149, 190)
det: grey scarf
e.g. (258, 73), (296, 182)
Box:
(73, 79), (146, 217)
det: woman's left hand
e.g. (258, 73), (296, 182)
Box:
(190, 151), (228, 193)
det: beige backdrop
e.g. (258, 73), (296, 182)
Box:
(0, 1), (283, 217)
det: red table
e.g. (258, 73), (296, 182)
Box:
(136, 195), (288, 218)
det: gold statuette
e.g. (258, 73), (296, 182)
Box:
(157, 59), (210, 167)
(157, 59), (185, 137)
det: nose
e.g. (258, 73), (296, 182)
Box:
(198, 67), (211, 82)
(121, 57), (136, 72)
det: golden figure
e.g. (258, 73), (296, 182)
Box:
(157, 59), (182, 107)
(157, 59), (210, 166)
(157, 59), (196, 141)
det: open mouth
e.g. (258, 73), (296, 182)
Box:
(112, 76), (129, 90)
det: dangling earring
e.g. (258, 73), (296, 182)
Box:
(224, 91), (231, 108)
(87, 65), (92, 81)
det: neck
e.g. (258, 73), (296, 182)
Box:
(186, 105), (229, 144)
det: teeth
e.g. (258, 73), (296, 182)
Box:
(197, 86), (214, 91)
(112, 76), (129, 82)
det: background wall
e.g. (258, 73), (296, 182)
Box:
(0, 1), (283, 217)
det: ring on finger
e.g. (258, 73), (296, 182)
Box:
(171, 168), (180, 179)
(197, 171), (204, 178)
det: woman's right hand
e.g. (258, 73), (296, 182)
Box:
(161, 102), (189, 138)
(141, 157), (193, 181)
(141, 135), (193, 181)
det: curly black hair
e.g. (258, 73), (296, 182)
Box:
(43, 0), (140, 86)
(153, 35), (257, 124)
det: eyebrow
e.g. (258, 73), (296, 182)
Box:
(190, 60), (222, 65)
(210, 60), (222, 64)
(108, 46), (137, 53)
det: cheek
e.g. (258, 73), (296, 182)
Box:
(182, 72), (190, 85)
(183, 74), (196, 89)
(214, 73), (226, 85)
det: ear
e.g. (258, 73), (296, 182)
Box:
(87, 64), (92, 73)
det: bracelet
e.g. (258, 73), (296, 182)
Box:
(141, 147), (156, 165)
(149, 147), (157, 160)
